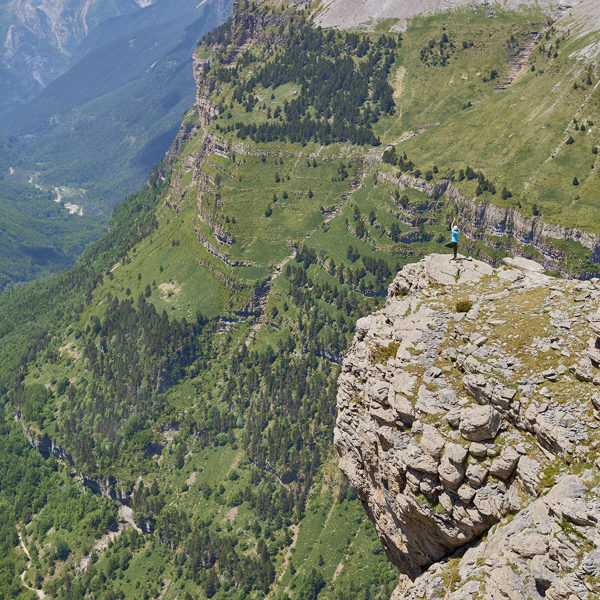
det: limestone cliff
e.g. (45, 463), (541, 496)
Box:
(335, 253), (600, 598)
(378, 171), (600, 277)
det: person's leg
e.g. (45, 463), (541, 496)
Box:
(454, 243), (458, 260)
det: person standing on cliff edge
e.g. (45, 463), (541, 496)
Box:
(444, 218), (460, 261)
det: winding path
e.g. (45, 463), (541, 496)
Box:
(18, 531), (45, 599)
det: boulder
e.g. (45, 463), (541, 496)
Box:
(502, 256), (545, 273)
(389, 394), (416, 423)
(465, 462), (488, 488)
(438, 455), (464, 489)
(459, 405), (502, 441)
(509, 530), (549, 557)
(420, 425), (445, 458)
(444, 442), (468, 465)
(489, 446), (520, 479)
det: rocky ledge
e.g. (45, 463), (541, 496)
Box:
(335, 253), (600, 599)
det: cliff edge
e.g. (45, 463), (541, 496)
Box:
(335, 253), (600, 599)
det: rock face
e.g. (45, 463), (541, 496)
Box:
(335, 253), (600, 596)
(379, 171), (600, 276)
(393, 476), (600, 600)
(316, 0), (563, 30)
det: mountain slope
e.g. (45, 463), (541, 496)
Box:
(0, 0), (599, 599)
(0, 0), (232, 290)
(315, 0), (565, 29)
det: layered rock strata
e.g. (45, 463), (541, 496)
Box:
(335, 253), (600, 597)
(379, 171), (600, 274)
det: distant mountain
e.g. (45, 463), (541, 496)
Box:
(0, 0), (232, 289)
(0, 0), (150, 114)
(3, 0), (232, 214)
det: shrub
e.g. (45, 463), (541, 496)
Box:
(370, 341), (400, 363)
(572, 177), (579, 186)
(265, 206), (273, 217)
(455, 299), (473, 313)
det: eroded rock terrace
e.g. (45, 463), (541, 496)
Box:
(335, 253), (600, 599)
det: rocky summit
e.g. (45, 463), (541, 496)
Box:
(335, 253), (600, 599)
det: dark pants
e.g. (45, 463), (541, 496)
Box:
(445, 241), (457, 259)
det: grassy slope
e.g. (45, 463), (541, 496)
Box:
(375, 3), (600, 231)
(4, 2), (600, 599)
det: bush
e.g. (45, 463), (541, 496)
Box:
(455, 299), (473, 313)
(265, 206), (273, 217)
(370, 341), (400, 363)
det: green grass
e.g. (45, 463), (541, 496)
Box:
(375, 5), (600, 231)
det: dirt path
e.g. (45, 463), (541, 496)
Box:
(277, 523), (300, 584)
(332, 525), (361, 583)
(321, 496), (337, 532)
(19, 531), (45, 599)
(392, 65), (406, 102)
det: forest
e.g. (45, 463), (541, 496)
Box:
(209, 22), (399, 145)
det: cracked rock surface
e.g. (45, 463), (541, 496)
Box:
(335, 254), (600, 597)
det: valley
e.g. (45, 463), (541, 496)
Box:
(0, 0), (232, 291)
(0, 0), (599, 599)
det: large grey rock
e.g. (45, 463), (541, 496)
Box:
(336, 254), (599, 590)
(509, 530), (549, 557)
(465, 462), (488, 488)
(438, 455), (464, 489)
(420, 425), (445, 458)
(489, 446), (520, 479)
(444, 442), (468, 465)
(459, 405), (502, 441)
(502, 256), (545, 273)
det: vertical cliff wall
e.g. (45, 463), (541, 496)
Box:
(335, 253), (600, 598)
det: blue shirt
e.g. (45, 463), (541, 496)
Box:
(451, 227), (460, 243)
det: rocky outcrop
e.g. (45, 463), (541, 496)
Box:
(19, 416), (74, 465)
(392, 476), (600, 600)
(335, 253), (600, 596)
(164, 120), (202, 169)
(193, 57), (220, 129)
(19, 415), (138, 505)
(448, 185), (600, 268)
